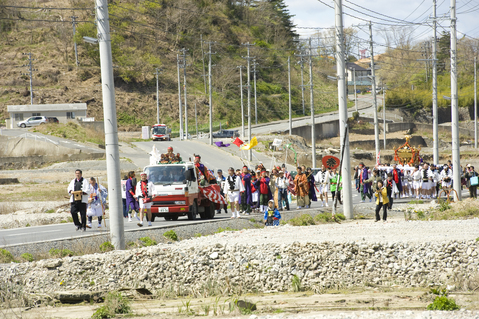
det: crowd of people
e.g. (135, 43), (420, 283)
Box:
(68, 153), (478, 230)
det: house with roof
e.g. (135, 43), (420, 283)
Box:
(6, 103), (88, 129)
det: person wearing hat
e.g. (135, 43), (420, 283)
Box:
(86, 177), (108, 229)
(264, 199), (281, 226)
(440, 164), (453, 190)
(135, 172), (155, 227)
(216, 169), (228, 214)
(125, 171), (140, 222)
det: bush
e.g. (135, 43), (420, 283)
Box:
(139, 236), (157, 247)
(92, 292), (131, 319)
(100, 242), (114, 252)
(0, 249), (14, 263)
(427, 296), (460, 311)
(291, 274), (302, 292)
(163, 230), (178, 241)
(20, 253), (34, 262)
(288, 214), (315, 226)
(49, 248), (74, 257)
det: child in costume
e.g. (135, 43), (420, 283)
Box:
(264, 199), (281, 226)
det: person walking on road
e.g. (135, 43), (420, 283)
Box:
(216, 169), (228, 214)
(374, 180), (389, 223)
(294, 166), (309, 209)
(126, 171), (139, 222)
(67, 169), (91, 232)
(466, 165), (478, 199)
(226, 167), (242, 218)
(136, 172), (155, 227)
(358, 162), (372, 202)
(276, 171), (290, 211)
(239, 166), (253, 215)
(86, 177), (107, 229)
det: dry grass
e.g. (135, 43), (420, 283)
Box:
(0, 183), (69, 202)
(0, 202), (19, 214)
(33, 122), (105, 145)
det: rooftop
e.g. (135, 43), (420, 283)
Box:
(7, 103), (87, 113)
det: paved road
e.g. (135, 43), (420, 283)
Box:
(0, 128), (104, 153)
(236, 94), (381, 136)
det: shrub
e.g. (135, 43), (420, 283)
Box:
(291, 274), (302, 292)
(288, 214), (315, 226)
(215, 227), (238, 233)
(49, 248), (74, 257)
(163, 230), (178, 242)
(139, 236), (157, 246)
(92, 292), (131, 319)
(100, 242), (114, 252)
(427, 296), (460, 311)
(20, 253), (34, 262)
(0, 249), (14, 263)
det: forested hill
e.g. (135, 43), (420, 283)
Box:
(0, 0), (338, 131)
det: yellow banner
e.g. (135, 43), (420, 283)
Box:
(240, 136), (258, 150)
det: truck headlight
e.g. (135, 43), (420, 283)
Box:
(174, 201), (186, 205)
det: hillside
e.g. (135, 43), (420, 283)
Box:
(0, 0), (339, 132)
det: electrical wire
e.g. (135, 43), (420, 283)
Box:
(0, 17), (92, 23)
(0, 5), (92, 10)
(343, 0), (422, 25)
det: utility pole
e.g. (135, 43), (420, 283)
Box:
(200, 35), (207, 95)
(300, 55), (306, 115)
(450, 0), (461, 200)
(195, 102), (198, 138)
(207, 41), (215, 146)
(71, 16), (79, 66)
(177, 54), (183, 140)
(383, 81), (386, 149)
(475, 56), (477, 149)
(353, 67), (357, 112)
(242, 43), (254, 162)
(308, 37), (316, 168)
(180, 48), (188, 140)
(21, 52), (36, 105)
(95, 0), (124, 250)
(238, 66), (245, 138)
(432, 0), (439, 164)
(369, 21), (380, 162)
(288, 56), (292, 135)
(154, 68), (161, 124)
(253, 59), (258, 125)
(335, 0), (353, 219)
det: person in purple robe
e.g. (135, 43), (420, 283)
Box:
(306, 167), (318, 205)
(125, 171), (140, 222)
(359, 162), (372, 202)
(239, 166), (252, 214)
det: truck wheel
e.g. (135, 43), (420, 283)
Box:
(208, 202), (216, 219)
(151, 215), (156, 222)
(187, 201), (197, 220)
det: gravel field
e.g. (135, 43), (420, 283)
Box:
(175, 218), (479, 247)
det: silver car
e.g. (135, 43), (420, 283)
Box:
(17, 116), (48, 128)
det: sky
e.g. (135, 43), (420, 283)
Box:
(283, 0), (479, 54)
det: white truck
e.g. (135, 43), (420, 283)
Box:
(143, 163), (218, 221)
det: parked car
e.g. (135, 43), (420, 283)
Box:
(47, 117), (59, 124)
(17, 116), (48, 128)
(212, 129), (240, 139)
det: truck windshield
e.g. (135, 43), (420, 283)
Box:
(152, 127), (166, 135)
(144, 166), (186, 185)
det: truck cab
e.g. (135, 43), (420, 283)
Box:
(151, 124), (171, 141)
(144, 162), (216, 221)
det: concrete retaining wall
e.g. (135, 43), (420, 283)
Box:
(387, 122), (476, 138)
(349, 135), (427, 151)
(0, 152), (105, 170)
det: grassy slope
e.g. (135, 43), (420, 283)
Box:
(0, 0), (339, 132)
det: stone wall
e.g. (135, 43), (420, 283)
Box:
(0, 152), (105, 170)
(2, 239), (477, 297)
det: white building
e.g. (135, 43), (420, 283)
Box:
(6, 103), (88, 129)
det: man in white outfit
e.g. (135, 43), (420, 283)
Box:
(67, 169), (91, 232)
(420, 164), (433, 199)
(136, 172), (155, 227)
(441, 164), (453, 189)
(226, 167), (242, 218)
(412, 166), (422, 199)
(315, 165), (330, 207)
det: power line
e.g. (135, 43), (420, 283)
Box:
(343, 0), (422, 25)
(0, 5), (92, 10)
